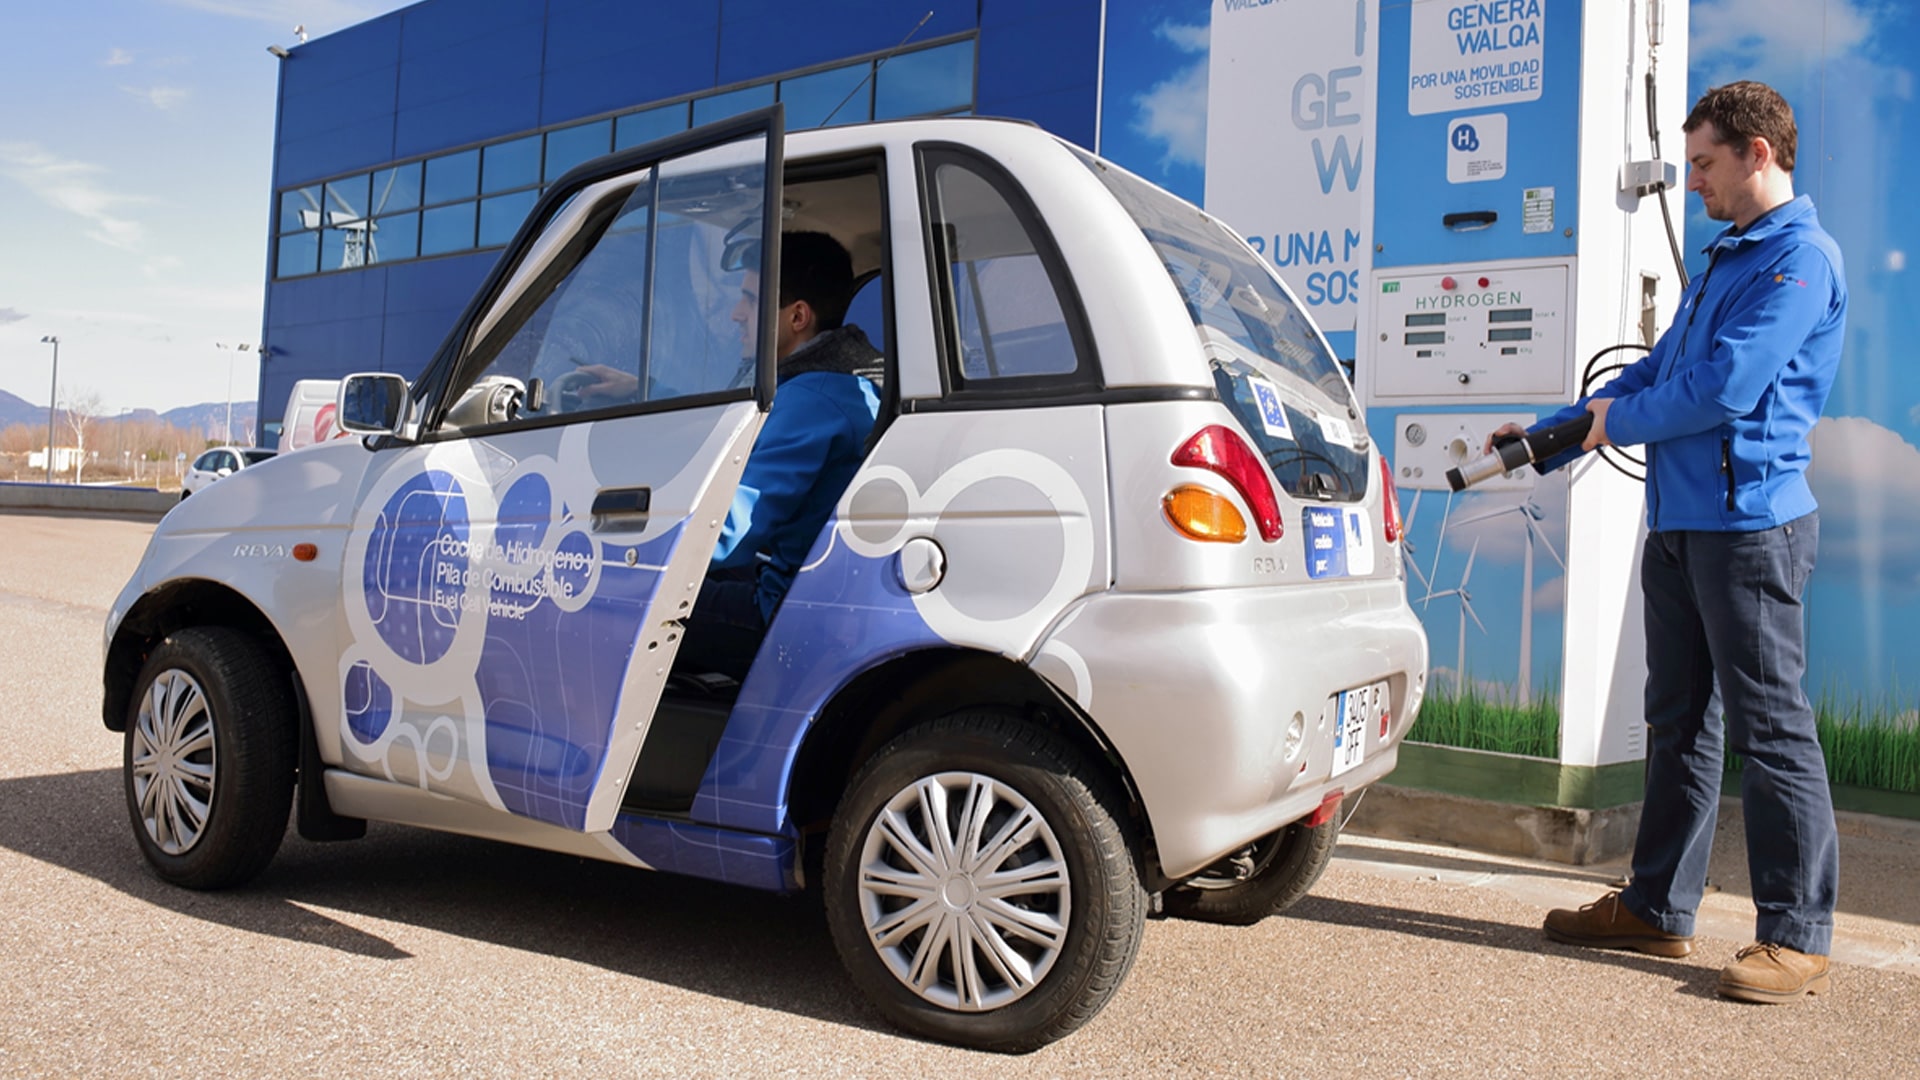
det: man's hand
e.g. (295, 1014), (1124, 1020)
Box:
(1582, 397), (1613, 451)
(1482, 423), (1527, 456)
(569, 364), (640, 401)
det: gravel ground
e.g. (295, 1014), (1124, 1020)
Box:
(1, 511), (1915, 1078)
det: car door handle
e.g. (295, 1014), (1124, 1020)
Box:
(591, 486), (651, 529)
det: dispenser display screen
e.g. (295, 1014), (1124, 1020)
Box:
(1365, 260), (1571, 402)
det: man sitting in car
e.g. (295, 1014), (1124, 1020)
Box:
(666, 230), (881, 679)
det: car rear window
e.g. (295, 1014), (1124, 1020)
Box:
(1072, 148), (1368, 502)
(241, 450), (276, 465)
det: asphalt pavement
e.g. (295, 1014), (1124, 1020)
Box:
(1, 510), (1915, 1078)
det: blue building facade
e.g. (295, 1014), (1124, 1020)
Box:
(261, 0), (1103, 429)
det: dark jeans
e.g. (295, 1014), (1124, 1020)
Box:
(1620, 512), (1838, 954)
(673, 566), (768, 682)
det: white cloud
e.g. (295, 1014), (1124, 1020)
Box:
(1530, 575), (1565, 614)
(1132, 60), (1207, 171)
(1156, 20), (1208, 55)
(1691, 0), (1905, 103)
(104, 48), (134, 67)
(0, 308), (25, 325)
(121, 85), (190, 111)
(0, 142), (150, 252)
(1123, 20), (1211, 173)
(1691, 0), (1872, 72)
(1807, 416), (1920, 591)
(1908, 402), (1920, 428)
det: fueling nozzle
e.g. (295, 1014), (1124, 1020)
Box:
(1446, 413), (1595, 492)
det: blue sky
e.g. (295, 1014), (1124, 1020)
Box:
(0, 0), (414, 415)
(1098, 0), (1209, 207)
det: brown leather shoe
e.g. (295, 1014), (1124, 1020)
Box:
(1542, 890), (1693, 957)
(1718, 942), (1831, 1003)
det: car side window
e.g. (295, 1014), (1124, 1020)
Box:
(920, 147), (1093, 393)
(443, 134), (773, 431)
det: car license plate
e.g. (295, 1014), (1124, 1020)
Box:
(1330, 681), (1389, 777)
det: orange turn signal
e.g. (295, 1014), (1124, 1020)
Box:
(1163, 484), (1247, 543)
(292, 543), (318, 562)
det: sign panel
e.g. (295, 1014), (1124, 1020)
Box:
(1446, 113), (1507, 183)
(1205, 0), (1379, 334)
(1407, 0), (1546, 116)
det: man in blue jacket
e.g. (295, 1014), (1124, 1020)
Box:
(1495, 82), (1847, 1002)
(674, 231), (881, 680)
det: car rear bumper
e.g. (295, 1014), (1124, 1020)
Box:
(1030, 577), (1428, 880)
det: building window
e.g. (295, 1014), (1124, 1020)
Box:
(616, 104), (689, 150)
(373, 163), (421, 213)
(875, 40), (974, 121)
(371, 212), (420, 263)
(692, 83), (776, 126)
(421, 203), (477, 257)
(545, 120), (612, 181)
(779, 61), (872, 128)
(483, 135), (541, 194)
(424, 149), (480, 205)
(273, 35), (977, 279)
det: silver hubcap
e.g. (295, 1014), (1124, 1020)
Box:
(856, 771), (1071, 1012)
(131, 669), (216, 855)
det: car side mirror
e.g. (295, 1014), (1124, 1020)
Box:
(216, 468), (233, 478)
(338, 373), (410, 435)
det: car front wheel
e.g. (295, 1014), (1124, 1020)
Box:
(824, 710), (1145, 1054)
(123, 627), (296, 889)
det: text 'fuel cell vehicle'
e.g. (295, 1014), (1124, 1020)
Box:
(104, 109), (1427, 1052)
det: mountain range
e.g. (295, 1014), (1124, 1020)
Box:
(0, 388), (258, 439)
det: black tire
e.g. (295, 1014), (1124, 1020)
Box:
(123, 627), (296, 890)
(1162, 815), (1340, 926)
(824, 710), (1145, 1054)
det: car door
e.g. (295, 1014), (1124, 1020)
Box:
(331, 108), (785, 833)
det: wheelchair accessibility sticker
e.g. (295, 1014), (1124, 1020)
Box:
(1304, 506), (1374, 579)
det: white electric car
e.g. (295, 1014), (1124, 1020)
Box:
(104, 109), (1427, 1052)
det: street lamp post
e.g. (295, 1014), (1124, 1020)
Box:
(39, 335), (59, 484)
(214, 342), (254, 445)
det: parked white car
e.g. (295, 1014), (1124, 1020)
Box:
(104, 109), (1427, 1052)
(179, 446), (275, 499)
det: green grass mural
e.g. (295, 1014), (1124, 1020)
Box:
(1410, 680), (1560, 759)
(1412, 682), (1920, 795)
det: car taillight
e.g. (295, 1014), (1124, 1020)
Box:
(1379, 455), (1403, 544)
(1170, 425), (1283, 542)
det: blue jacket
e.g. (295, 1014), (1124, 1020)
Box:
(712, 328), (881, 620)
(1535, 195), (1846, 531)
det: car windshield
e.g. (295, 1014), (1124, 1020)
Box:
(1072, 148), (1368, 502)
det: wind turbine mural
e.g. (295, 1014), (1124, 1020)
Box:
(1399, 488), (1433, 597)
(1451, 485), (1566, 705)
(1425, 538), (1485, 692)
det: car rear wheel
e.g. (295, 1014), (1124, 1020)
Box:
(824, 710), (1145, 1053)
(1162, 815), (1340, 925)
(123, 627), (296, 889)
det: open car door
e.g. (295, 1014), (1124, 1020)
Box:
(334, 107), (785, 833)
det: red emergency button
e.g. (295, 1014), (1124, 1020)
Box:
(1441, 276), (1457, 291)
